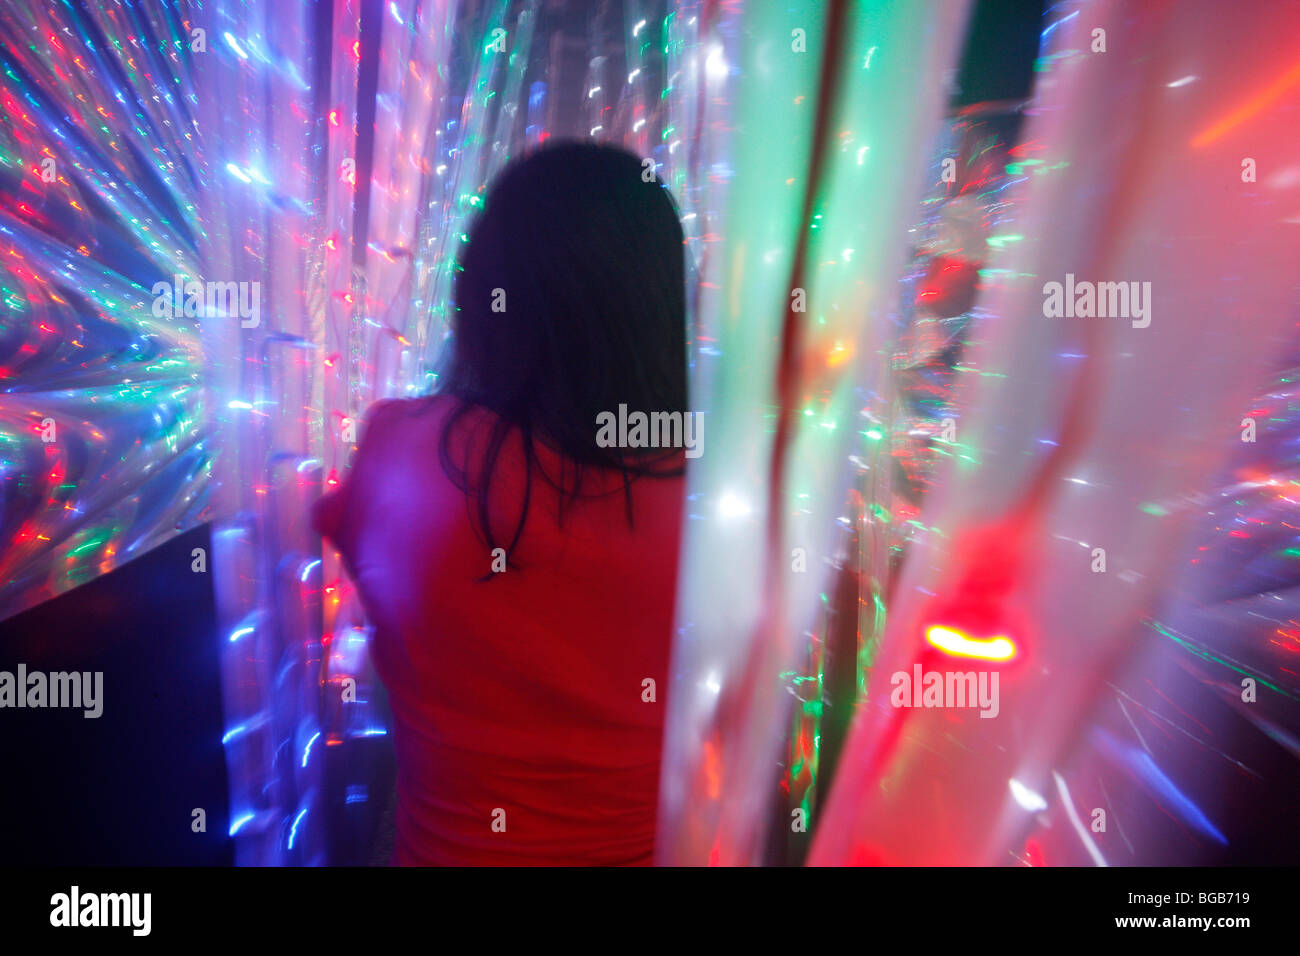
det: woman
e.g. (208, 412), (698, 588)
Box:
(313, 143), (688, 865)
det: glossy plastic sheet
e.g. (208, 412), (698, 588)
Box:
(810, 0), (1300, 866)
(655, 0), (973, 865)
(0, 1), (212, 618)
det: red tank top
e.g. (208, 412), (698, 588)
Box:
(312, 395), (683, 865)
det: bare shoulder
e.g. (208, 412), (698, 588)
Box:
(361, 394), (452, 437)
(362, 396), (415, 430)
(355, 395), (483, 470)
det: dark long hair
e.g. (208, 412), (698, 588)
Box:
(436, 142), (687, 564)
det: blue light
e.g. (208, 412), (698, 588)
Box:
(222, 715), (266, 744)
(301, 730), (320, 768)
(1041, 10), (1079, 42)
(287, 808), (308, 849)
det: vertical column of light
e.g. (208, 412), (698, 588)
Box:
(196, 0), (297, 526)
(778, 1), (971, 852)
(315, 0), (367, 675)
(192, 0), (258, 540)
(580, 4), (613, 140)
(415, 0), (538, 385)
(655, 0), (824, 867)
(657, 0), (969, 865)
(659, 2), (737, 360)
(297, 0), (390, 867)
(406, 1), (463, 392)
(396, 1), (459, 392)
(810, 0), (1300, 866)
(260, 0), (335, 867)
(308, 0), (463, 866)
(200, 0), (325, 865)
(358, 0), (454, 402)
(616, 4), (664, 162)
(195, 0), (280, 865)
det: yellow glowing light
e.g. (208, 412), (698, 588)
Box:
(925, 625), (1017, 661)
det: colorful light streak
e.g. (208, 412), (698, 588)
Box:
(925, 624), (1018, 662)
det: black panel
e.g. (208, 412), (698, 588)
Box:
(0, 524), (232, 865)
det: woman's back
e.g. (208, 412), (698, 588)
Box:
(314, 394), (684, 864)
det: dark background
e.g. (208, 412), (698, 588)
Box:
(0, 524), (232, 865)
